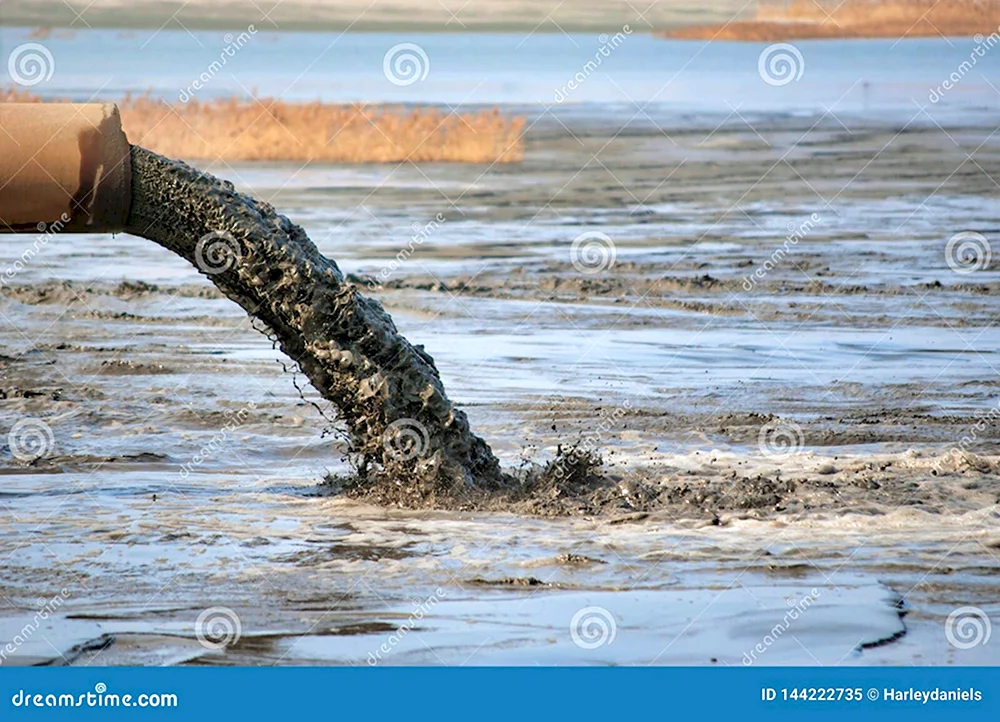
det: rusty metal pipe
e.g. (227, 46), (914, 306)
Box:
(0, 103), (132, 233)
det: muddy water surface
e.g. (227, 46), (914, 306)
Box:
(1, 112), (999, 665)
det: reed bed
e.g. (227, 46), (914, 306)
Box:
(666, 0), (1000, 40)
(1, 88), (525, 164)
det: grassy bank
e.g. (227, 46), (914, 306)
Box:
(2, 89), (525, 164)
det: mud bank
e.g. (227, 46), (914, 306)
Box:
(125, 147), (504, 496)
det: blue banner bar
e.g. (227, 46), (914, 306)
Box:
(1, 668), (996, 720)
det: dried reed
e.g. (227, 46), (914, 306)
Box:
(2, 88), (525, 164)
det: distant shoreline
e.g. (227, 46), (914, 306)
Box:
(0, 21), (643, 33)
(2, 23), (991, 39)
(0, 0), (729, 34)
(661, 20), (999, 41)
(4, 0), (998, 38)
(665, 0), (1000, 42)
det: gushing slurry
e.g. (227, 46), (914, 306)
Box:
(124, 147), (506, 500)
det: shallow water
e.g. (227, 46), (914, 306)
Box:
(2, 31), (1000, 665)
(4, 27), (999, 116)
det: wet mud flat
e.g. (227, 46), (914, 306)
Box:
(1, 111), (999, 665)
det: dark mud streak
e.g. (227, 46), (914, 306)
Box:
(41, 633), (117, 667)
(858, 592), (908, 651)
(123, 146), (505, 497)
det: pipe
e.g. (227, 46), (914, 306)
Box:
(0, 103), (132, 233)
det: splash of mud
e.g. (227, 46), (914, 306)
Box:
(115, 147), (878, 516)
(124, 146), (505, 496)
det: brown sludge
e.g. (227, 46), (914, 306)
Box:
(125, 146), (509, 500)
(123, 147), (631, 512)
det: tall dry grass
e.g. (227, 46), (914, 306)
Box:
(1, 88), (525, 164)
